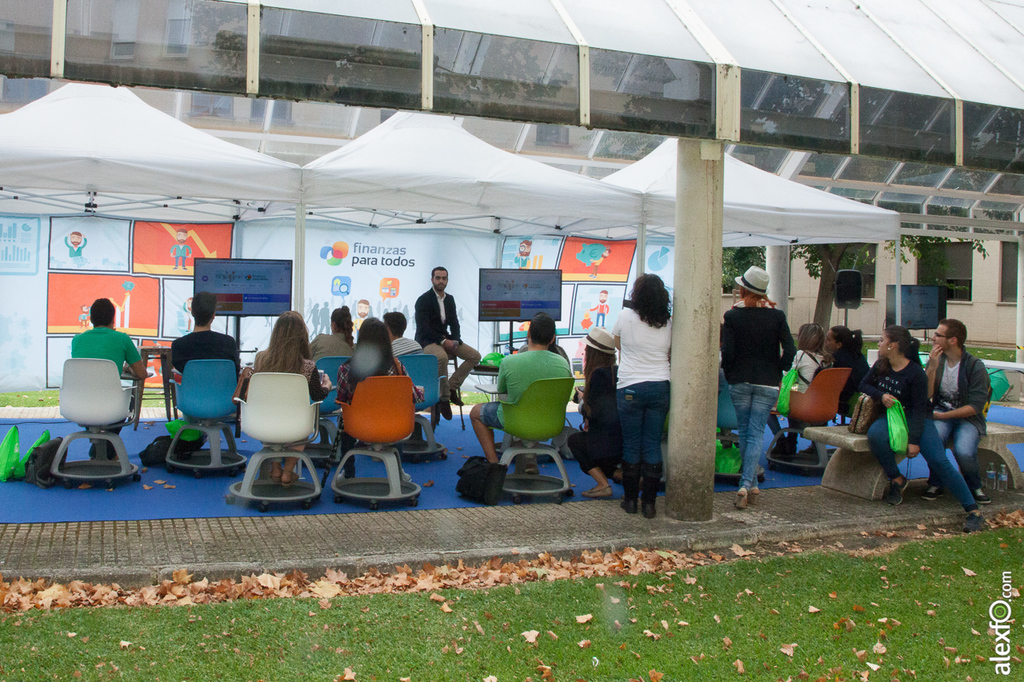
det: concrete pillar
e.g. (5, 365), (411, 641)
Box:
(665, 138), (724, 522)
(765, 245), (790, 316)
(1017, 233), (1024, 363)
(294, 201), (306, 313)
(637, 222), (647, 276)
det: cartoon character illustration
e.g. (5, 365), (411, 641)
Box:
(183, 297), (193, 333)
(589, 290), (610, 327)
(78, 304), (91, 329)
(170, 228), (192, 270)
(580, 311), (593, 330)
(65, 231), (87, 259)
(353, 299), (371, 331)
(576, 243), (611, 279)
(514, 239), (533, 269)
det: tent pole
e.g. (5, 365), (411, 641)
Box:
(295, 201), (306, 314)
(637, 221), (647, 276)
(666, 138), (723, 522)
(765, 245), (790, 316)
(894, 236), (902, 327)
(1016, 232), (1024, 363)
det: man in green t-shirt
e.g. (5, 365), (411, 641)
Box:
(71, 298), (147, 380)
(470, 312), (571, 464)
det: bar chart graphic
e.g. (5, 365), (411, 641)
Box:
(0, 216), (40, 275)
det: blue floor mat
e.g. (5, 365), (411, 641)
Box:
(1, 408), (1021, 523)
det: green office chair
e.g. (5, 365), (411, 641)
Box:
(498, 377), (575, 503)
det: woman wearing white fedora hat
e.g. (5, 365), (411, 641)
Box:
(722, 266), (796, 509)
(567, 327), (623, 498)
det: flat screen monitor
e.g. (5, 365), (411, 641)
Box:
(885, 285), (947, 330)
(479, 269), (562, 322)
(193, 258), (293, 317)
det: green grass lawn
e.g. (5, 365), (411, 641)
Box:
(2, 530), (1021, 681)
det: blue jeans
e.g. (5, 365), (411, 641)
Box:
(929, 418), (982, 491)
(617, 381), (670, 466)
(728, 383), (778, 490)
(867, 417), (978, 511)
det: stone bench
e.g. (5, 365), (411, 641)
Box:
(804, 422), (1024, 501)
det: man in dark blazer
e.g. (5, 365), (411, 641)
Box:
(414, 266), (481, 419)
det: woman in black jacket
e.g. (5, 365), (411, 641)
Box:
(859, 325), (984, 533)
(567, 328), (623, 498)
(825, 326), (869, 416)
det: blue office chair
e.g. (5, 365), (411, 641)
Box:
(399, 354), (447, 462)
(307, 356), (349, 464)
(166, 359), (245, 477)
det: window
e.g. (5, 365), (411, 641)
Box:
(110, 0), (139, 60)
(1, 77), (48, 104)
(165, 0), (192, 57)
(249, 99), (293, 125)
(536, 124), (571, 147)
(917, 241), (973, 302)
(1001, 241), (1018, 303)
(190, 93), (233, 118)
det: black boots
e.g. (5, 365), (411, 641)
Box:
(640, 463), (662, 519)
(620, 462), (641, 514)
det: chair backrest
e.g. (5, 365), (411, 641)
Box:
(399, 354), (440, 409)
(717, 383), (738, 430)
(789, 367), (853, 424)
(60, 358), (132, 426)
(316, 356), (349, 413)
(501, 377), (575, 442)
(177, 359), (237, 420)
(240, 372), (319, 444)
(341, 375), (416, 444)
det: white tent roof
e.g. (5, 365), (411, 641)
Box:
(604, 140), (901, 246)
(0, 84), (301, 208)
(303, 112), (643, 223)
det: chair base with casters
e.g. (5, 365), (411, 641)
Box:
(330, 443), (421, 510)
(498, 440), (573, 504)
(166, 420), (245, 478)
(51, 427), (140, 489)
(226, 448), (321, 512)
(402, 414), (447, 462)
(765, 427), (831, 476)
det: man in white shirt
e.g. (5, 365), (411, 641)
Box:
(383, 311), (422, 357)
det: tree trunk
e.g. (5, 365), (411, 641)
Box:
(812, 244), (849, 330)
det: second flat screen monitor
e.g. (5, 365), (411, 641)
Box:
(479, 269), (562, 322)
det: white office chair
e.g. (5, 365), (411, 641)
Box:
(51, 358), (140, 488)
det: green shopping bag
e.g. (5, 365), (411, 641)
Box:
(715, 441), (742, 474)
(15, 430), (50, 480)
(0, 426), (19, 482)
(887, 402), (909, 454)
(775, 367), (799, 416)
(166, 419), (202, 442)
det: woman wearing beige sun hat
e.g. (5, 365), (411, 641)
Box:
(566, 327), (623, 498)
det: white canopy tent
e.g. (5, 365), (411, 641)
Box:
(603, 140), (901, 247)
(0, 84), (301, 221)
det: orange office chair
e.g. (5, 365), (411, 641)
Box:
(330, 375), (421, 509)
(765, 367), (852, 475)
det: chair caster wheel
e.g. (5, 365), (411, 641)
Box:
(411, 454), (421, 464)
(132, 473), (141, 482)
(369, 501), (379, 511)
(555, 496), (563, 504)
(105, 479), (113, 488)
(758, 473), (766, 483)
(767, 461), (779, 471)
(334, 494), (342, 504)
(439, 452), (448, 460)
(258, 501), (269, 513)
(166, 464), (175, 474)
(231, 467), (241, 477)
(194, 470), (202, 479)
(408, 497), (418, 507)
(513, 495), (523, 505)
(301, 500), (312, 510)
(564, 489), (574, 497)
(64, 480), (73, 489)
(225, 495), (236, 505)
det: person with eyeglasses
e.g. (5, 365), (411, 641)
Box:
(921, 318), (991, 506)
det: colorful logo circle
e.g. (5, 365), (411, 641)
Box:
(320, 241), (349, 266)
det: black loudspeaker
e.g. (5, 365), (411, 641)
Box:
(835, 269), (863, 310)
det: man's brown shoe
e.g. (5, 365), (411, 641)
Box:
(438, 400), (452, 420)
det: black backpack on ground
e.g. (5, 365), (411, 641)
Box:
(24, 437), (63, 489)
(140, 435), (173, 467)
(455, 456), (507, 505)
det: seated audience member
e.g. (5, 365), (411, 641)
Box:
(469, 312), (572, 464)
(335, 318), (424, 405)
(922, 318), (991, 505)
(72, 298), (147, 380)
(825, 325), (869, 417)
(772, 323), (830, 459)
(310, 307), (355, 362)
(567, 328), (622, 498)
(253, 311), (332, 486)
(171, 291), (240, 377)
(383, 311), (423, 357)
(859, 325), (984, 533)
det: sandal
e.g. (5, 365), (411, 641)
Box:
(734, 487), (748, 510)
(280, 470), (296, 487)
(748, 488), (760, 505)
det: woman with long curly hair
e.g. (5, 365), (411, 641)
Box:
(612, 274), (672, 519)
(566, 327), (622, 498)
(253, 311), (331, 485)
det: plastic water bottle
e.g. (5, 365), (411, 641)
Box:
(998, 464), (1008, 492)
(986, 463), (997, 490)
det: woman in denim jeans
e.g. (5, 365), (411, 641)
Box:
(611, 275), (672, 519)
(721, 267), (796, 509)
